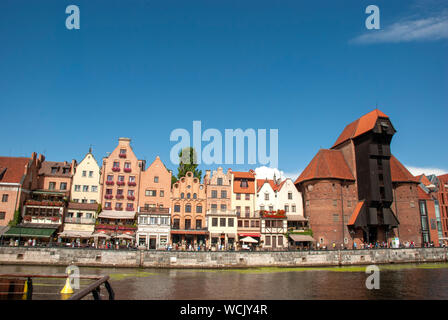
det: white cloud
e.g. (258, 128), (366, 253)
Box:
(405, 165), (447, 177)
(254, 166), (301, 181)
(351, 11), (448, 44)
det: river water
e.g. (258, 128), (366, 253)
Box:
(1, 263), (447, 300)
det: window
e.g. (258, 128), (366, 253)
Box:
(245, 206), (250, 217)
(91, 186), (98, 192)
(90, 200), (95, 204)
(82, 199), (87, 203)
(83, 185), (89, 192)
(292, 205), (296, 212)
(173, 218), (180, 229)
(212, 218), (218, 227)
(255, 220), (260, 228)
(82, 171), (87, 177)
(113, 161), (119, 168)
(221, 190), (227, 199)
(265, 193), (269, 201)
(160, 190), (164, 197)
(105, 202), (111, 208)
(266, 236), (271, 246)
(146, 190), (156, 197)
(193, 193), (197, 199)
(347, 200), (352, 207)
(260, 205), (265, 211)
(150, 217), (157, 225)
(211, 204), (217, 213)
(333, 200), (337, 207)
(74, 185), (81, 192)
(244, 220), (249, 227)
(51, 167), (58, 174)
(107, 175), (113, 181)
(161, 217), (169, 225)
(269, 206), (273, 211)
(238, 220), (243, 227)
(196, 206), (202, 213)
(49, 182), (56, 190)
(278, 236), (283, 246)
(174, 205), (180, 212)
(187, 193), (191, 199)
(106, 188), (113, 195)
(220, 218), (226, 227)
(196, 220), (202, 229)
(185, 204), (191, 213)
(128, 190), (135, 196)
(236, 193), (241, 200)
(211, 190), (217, 198)
(221, 204), (227, 212)
(236, 206), (241, 216)
(2, 195), (8, 202)
(240, 179), (248, 188)
(154, 176), (159, 183)
(129, 176), (136, 182)
(117, 189), (123, 195)
(288, 192), (293, 200)
(217, 178), (223, 185)
(124, 162), (131, 169)
(118, 175), (125, 182)
(306, 200), (310, 207)
(228, 218), (234, 227)
(127, 203), (134, 210)
(332, 214), (339, 222)
(120, 149), (126, 155)
(251, 220), (255, 227)
(89, 171), (93, 177)
(245, 194), (250, 200)
(181, 193), (184, 199)
(285, 205), (289, 212)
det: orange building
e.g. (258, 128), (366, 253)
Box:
(171, 171), (207, 247)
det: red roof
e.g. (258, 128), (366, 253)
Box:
(390, 155), (419, 183)
(348, 201), (365, 226)
(332, 109), (389, 148)
(232, 171), (255, 179)
(294, 149), (355, 184)
(256, 179), (278, 192)
(417, 185), (432, 200)
(415, 174), (432, 186)
(0, 157), (31, 184)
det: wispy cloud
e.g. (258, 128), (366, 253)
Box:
(254, 166), (301, 181)
(351, 10), (448, 44)
(406, 165), (447, 177)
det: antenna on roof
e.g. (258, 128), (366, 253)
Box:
(89, 144), (93, 153)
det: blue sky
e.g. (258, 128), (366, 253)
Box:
(1, 0), (447, 179)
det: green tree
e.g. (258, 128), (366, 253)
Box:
(176, 147), (202, 181)
(8, 209), (22, 226)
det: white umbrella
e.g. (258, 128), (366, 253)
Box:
(240, 236), (258, 243)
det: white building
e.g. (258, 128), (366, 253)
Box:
(136, 207), (171, 250)
(71, 149), (101, 204)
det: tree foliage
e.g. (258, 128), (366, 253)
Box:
(175, 147), (202, 182)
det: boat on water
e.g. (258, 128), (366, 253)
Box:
(0, 273), (114, 300)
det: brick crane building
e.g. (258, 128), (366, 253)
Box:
(295, 109), (422, 248)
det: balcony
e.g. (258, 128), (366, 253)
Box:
(105, 181), (114, 186)
(116, 181), (125, 186)
(115, 206), (123, 211)
(119, 153), (127, 158)
(65, 217), (95, 224)
(104, 194), (113, 200)
(112, 167), (120, 172)
(123, 168), (132, 173)
(128, 181), (137, 187)
(116, 194), (124, 200)
(126, 207), (135, 211)
(25, 200), (65, 207)
(127, 195), (135, 201)
(139, 207), (170, 214)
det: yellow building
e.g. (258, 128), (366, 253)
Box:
(71, 149), (101, 204)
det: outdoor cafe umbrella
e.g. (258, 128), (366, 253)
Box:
(240, 236), (258, 243)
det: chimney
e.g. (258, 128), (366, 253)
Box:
(118, 137), (131, 146)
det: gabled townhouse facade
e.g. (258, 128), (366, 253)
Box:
(231, 170), (260, 247)
(0, 153), (43, 229)
(171, 171), (207, 248)
(137, 156), (172, 249)
(71, 148), (101, 204)
(204, 167), (236, 250)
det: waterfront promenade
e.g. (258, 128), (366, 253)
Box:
(0, 246), (446, 269)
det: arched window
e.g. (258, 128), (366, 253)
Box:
(187, 193), (191, 199)
(193, 193), (197, 199)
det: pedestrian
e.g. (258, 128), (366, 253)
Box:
(332, 242), (336, 250)
(353, 242), (357, 250)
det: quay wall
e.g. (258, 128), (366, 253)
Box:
(0, 247), (447, 268)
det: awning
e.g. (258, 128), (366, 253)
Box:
(0, 226), (10, 236)
(58, 230), (93, 238)
(4, 226), (57, 238)
(98, 211), (136, 219)
(114, 234), (134, 240)
(287, 215), (308, 222)
(289, 234), (316, 242)
(238, 233), (260, 238)
(92, 232), (111, 239)
(240, 236), (258, 243)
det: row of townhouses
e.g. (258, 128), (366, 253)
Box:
(0, 110), (447, 250)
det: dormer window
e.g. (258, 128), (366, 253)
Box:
(240, 179), (248, 188)
(51, 167), (58, 174)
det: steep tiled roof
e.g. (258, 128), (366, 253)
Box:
(232, 171), (255, 179)
(417, 185), (432, 200)
(0, 157), (31, 184)
(294, 149), (355, 184)
(39, 161), (72, 177)
(415, 174), (432, 186)
(390, 156), (419, 183)
(256, 179), (278, 192)
(332, 109), (389, 148)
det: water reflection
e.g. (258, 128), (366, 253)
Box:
(0, 264), (447, 300)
